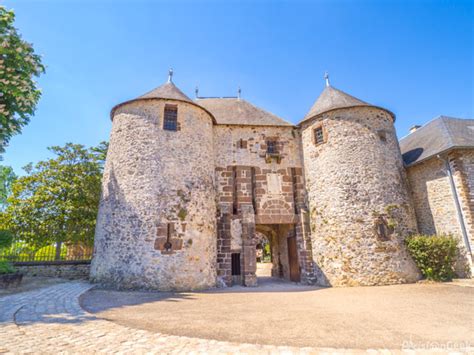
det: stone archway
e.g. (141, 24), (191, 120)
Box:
(254, 231), (272, 277)
(254, 224), (296, 281)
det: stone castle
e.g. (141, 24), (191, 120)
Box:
(90, 71), (474, 290)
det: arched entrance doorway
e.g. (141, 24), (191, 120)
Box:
(254, 231), (272, 278)
(254, 224), (301, 283)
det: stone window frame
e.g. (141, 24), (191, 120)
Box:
(163, 104), (178, 131)
(266, 139), (279, 155)
(313, 123), (327, 146)
(154, 222), (184, 255)
(264, 138), (282, 163)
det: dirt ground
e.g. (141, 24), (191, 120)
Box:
(0, 276), (68, 296)
(81, 278), (474, 349)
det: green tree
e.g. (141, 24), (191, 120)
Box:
(0, 165), (16, 209)
(0, 229), (12, 249)
(1, 142), (107, 249)
(0, 6), (45, 156)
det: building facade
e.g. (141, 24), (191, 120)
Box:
(90, 73), (472, 290)
(400, 117), (474, 277)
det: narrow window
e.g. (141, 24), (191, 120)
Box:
(377, 130), (387, 142)
(232, 166), (238, 215)
(266, 140), (278, 154)
(314, 126), (325, 145)
(163, 105), (178, 131)
(231, 253), (241, 275)
(237, 139), (247, 149)
(164, 223), (174, 251)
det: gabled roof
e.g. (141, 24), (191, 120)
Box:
(195, 98), (292, 127)
(300, 85), (394, 124)
(138, 82), (193, 102)
(400, 116), (474, 166)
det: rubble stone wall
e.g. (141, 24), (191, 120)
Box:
(406, 150), (473, 276)
(451, 149), (474, 258)
(14, 262), (90, 279)
(407, 156), (462, 236)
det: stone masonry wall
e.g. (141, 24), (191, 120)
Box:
(90, 99), (217, 291)
(213, 125), (316, 285)
(406, 150), (473, 276)
(14, 262), (90, 279)
(407, 156), (463, 236)
(213, 125), (302, 168)
(451, 149), (474, 258)
(301, 107), (420, 286)
(214, 125), (303, 225)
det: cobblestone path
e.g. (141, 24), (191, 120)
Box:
(0, 281), (462, 354)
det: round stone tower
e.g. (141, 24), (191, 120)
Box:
(300, 83), (420, 286)
(90, 73), (217, 290)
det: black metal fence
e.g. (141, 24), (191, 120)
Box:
(0, 241), (93, 263)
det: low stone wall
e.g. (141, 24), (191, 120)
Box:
(13, 261), (90, 279)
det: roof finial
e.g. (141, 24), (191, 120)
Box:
(167, 68), (173, 83)
(324, 71), (330, 87)
(195, 86), (199, 98)
(237, 86), (241, 99)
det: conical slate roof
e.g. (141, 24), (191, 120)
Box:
(137, 82), (193, 103)
(110, 79), (216, 122)
(301, 86), (369, 123)
(196, 98), (292, 127)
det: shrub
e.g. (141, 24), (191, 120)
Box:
(0, 260), (16, 274)
(406, 234), (458, 281)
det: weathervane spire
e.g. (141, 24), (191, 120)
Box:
(167, 68), (173, 83)
(195, 86), (199, 98)
(324, 72), (330, 87)
(237, 86), (241, 99)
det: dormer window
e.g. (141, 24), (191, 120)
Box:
(163, 105), (178, 131)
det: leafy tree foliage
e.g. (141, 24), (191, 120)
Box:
(1, 142), (107, 248)
(0, 6), (45, 155)
(0, 165), (16, 209)
(0, 229), (12, 249)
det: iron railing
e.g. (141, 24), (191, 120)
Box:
(0, 241), (92, 263)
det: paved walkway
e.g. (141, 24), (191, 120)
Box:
(0, 281), (471, 354)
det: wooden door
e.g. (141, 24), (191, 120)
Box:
(287, 236), (300, 282)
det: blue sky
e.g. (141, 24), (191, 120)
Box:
(3, 0), (473, 175)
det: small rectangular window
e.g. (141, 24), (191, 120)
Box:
(314, 126), (325, 145)
(377, 130), (387, 142)
(163, 105), (178, 131)
(237, 139), (247, 149)
(266, 140), (278, 154)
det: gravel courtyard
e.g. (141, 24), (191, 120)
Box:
(81, 278), (474, 350)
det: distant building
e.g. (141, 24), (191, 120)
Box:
(90, 72), (472, 290)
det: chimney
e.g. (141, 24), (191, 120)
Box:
(409, 125), (421, 134)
